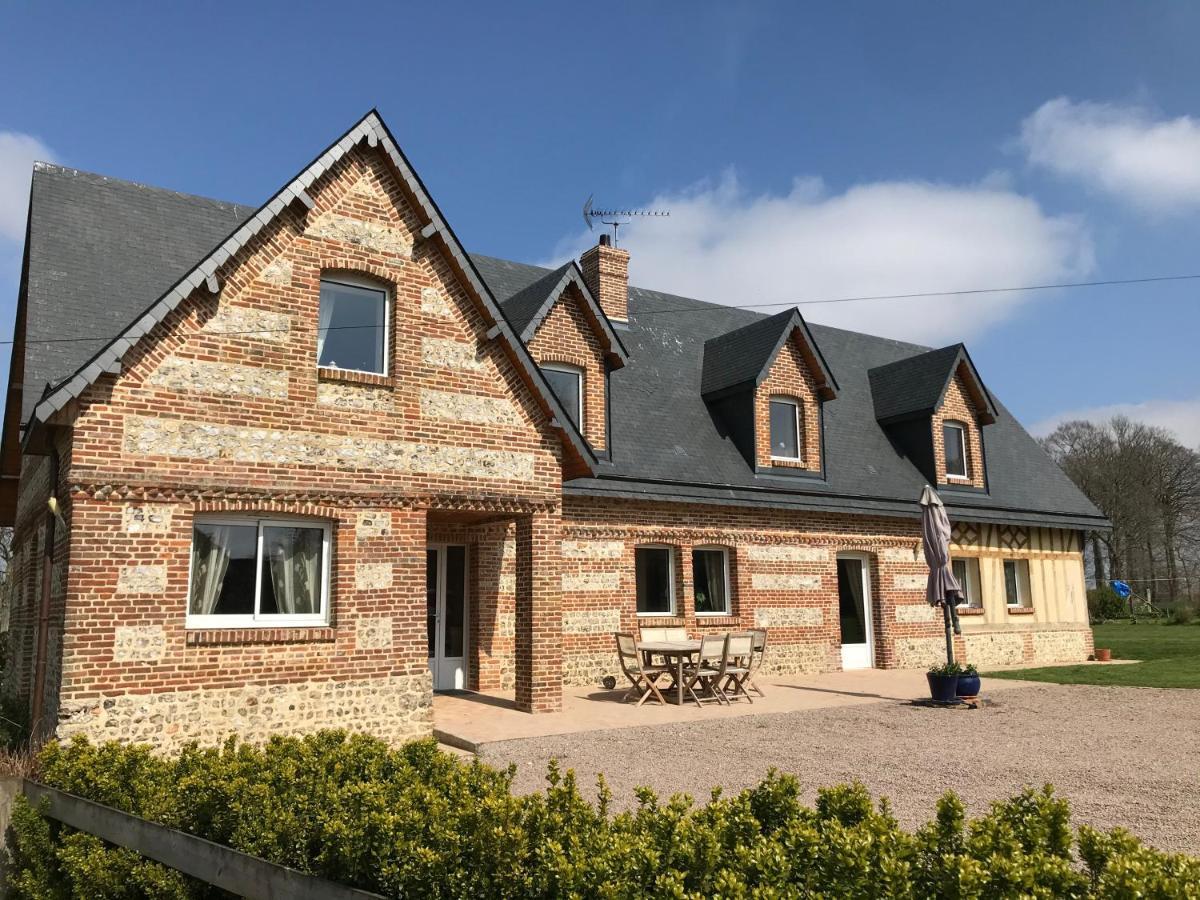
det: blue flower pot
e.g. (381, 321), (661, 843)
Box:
(926, 673), (960, 703)
(957, 673), (981, 698)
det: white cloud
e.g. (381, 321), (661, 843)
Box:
(1032, 398), (1200, 449)
(0, 131), (54, 241)
(549, 170), (1092, 345)
(1020, 97), (1200, 215)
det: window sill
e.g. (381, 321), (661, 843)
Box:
(185, 627), (336, 647)
(317, 367), (394, 388)
(694, 615), (740, 628)
(769, 457), (808, 469)
(955, 607), (985, 616)
(1006, 607), (1035, 616)
(636, 615), (685, 626)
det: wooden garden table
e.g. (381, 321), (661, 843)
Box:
(636, 639), (702, 706)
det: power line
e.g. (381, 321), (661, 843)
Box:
(634, 272), (1200, 316)
(1, 270), (1198, 347)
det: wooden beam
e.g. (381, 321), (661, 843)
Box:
(22, 781), (385, 900)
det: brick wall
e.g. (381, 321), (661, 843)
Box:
(755, 333), (823, 471)
(524, 285), (607, 451)
(932, 369), (986, 488)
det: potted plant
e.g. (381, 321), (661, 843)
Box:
(1095, 648), (1112, 662)
(927, 661), (962, 703)
(956, 663), (980, 698)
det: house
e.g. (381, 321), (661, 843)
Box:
(0, 112), (1105, 750)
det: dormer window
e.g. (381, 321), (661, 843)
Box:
(318, 276), (389, 375)
(541, 364), (583, 430)
(769, 397), (802, 461)
(944, 421), (968, 479)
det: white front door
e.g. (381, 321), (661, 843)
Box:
(426, 545), (468, 691)
(837, 554), (874, 669)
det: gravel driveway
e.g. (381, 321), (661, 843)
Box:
(479, 683), (1200, 855)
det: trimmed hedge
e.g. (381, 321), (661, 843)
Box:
(6, 731), (1199, 898)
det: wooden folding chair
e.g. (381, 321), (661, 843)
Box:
(661, 626), (689, 641)
(722, 633), (755, 703)
(682, 633), (730, 706)
(745, 628), (768, 698)
(615, 633), (669, 706)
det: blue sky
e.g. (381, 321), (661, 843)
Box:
(1, 2), (1198, 444)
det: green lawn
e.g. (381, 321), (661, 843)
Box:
(985, 621), (1200, 689)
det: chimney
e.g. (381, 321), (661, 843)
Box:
(580, 233), (629, 323)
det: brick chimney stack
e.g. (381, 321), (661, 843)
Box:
(580, 234), (629, 323)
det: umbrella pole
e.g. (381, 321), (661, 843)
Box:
(941, 601), (956, 666)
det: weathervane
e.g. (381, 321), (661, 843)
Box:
(583, 195), (670, 246)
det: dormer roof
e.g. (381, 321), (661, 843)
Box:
(868, 343), (997, 425)
(700, 308), (838, 400)
(499, 262), (628, 366)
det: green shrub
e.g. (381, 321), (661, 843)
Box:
(6, 732), (1200, 898)
(1088, 585), (1127, 623)
(1167, 602), (1196, 625)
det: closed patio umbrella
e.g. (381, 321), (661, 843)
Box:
(919, 485), (963, 665)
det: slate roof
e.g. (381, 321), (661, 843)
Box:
(497, 262), (628, 362)
(7, 164), (1107, 530)
(700, 308), (836, 399)
(16, 164), (254, 424)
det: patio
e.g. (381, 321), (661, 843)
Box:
(433, 667), (1035, 751)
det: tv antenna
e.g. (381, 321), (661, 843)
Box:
(582, 195), (669, 246)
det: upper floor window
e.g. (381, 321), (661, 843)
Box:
(635, 545), (675, 616)
(541, 364), (584, 430)
(769, 397), (802, 460)
(693, 546), (731, 616)
(318, 277), (389, 375)
(188, 517), (331, 627)
(943, 421), (968, 479)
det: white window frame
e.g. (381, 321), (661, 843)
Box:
(1003, 558), (1031, 608)
(186, 516), (332, 629)
(635, 544), (676, 617)
(317, 274), (391, 377)
(541, 363), (585, 430)
(943, 421), (969, 480)
(951, 557), (981, 608)
(769, 396), (803, 462)
(692, 545), (732, 617)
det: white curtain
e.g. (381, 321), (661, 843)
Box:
(267, 527), (322, 615)
(316, 293), (335, 365)
(696, 551), (727, 613)
(190, 526), (232, 615)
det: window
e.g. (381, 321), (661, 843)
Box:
(188, 518), (330, 627)
(769, 397), (802, 460)
(692, 547), (731, 616)
(951, 557), (981, 608)
(1003, 559), (1031, 608)
(541, 364), (583, 430)
(943, 421), (968, 479)
(317, 277), (388, 375)
(635, 546), (675, 615)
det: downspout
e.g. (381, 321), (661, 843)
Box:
(29, 446), (60, 741)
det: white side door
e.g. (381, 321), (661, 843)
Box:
(837, 554), (874, 669)
(426, 545), (469, 690)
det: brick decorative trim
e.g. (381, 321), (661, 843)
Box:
(185, 628), (337, 647)
(317, 367), (395, 388)
(693, 616), (742, 628)
(69, 483), (560, 515)
(956, 607), (985, 616)
(1007, 607), (1036, 616)
(636, 616), (687, 627)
